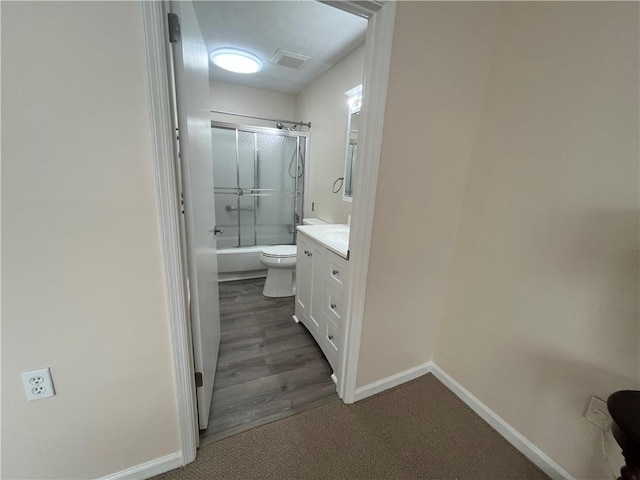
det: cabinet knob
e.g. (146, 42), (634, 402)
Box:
(331, 303), (337, 309)
(328, 335), (334, 341)
(332, 269), (339, 275)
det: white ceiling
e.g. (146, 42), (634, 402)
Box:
(193, 1), (367, 95)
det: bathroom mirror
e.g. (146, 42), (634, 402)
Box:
(343, 85), (362, 202)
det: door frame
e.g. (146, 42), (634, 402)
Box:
(141, 1), (199, 464)
(141, 0), (396, 464)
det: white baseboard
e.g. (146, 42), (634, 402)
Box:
(353, 362), (573, 480)
(353, 361), (433, 401)
(430, 364), (574, 480)
(99, 451), (183, 480)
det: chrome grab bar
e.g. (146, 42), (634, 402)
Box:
(225, 205), (254, 212)
(214, 187), (301, 194)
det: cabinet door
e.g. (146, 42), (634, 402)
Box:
(308, 242), (326, 337)
(295, 235), (312, 324)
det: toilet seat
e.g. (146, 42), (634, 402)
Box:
(261, 245), (297, 258)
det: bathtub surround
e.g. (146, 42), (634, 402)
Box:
(210, 121), (307, 282)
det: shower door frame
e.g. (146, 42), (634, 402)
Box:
(211, 120), (309, 249)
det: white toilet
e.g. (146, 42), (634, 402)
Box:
(259, 245), (297, 297)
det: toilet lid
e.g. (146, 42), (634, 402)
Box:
(261, 245), (297, 258)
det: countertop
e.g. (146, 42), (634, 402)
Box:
(296, 224), (349, 259)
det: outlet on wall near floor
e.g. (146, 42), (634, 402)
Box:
(584, 395), (612, 430)
(21, 368), (56, 401)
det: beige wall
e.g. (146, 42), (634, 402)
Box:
(434, 3), (639, 479)
(358, 2), (639, 478)
(356, 3), (502, 386)
(1, 2), (180, 478)
(210, 80), (296, 129)
(296, 44), (365, 224)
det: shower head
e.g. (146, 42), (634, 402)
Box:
(276, 122), (285, 129)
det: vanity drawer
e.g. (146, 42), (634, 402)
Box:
(327, 252), (348, 290)
(322, 318), (340, 370)
(325, 284), (344, 326)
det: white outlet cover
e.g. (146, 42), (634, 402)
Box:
(584, 395), (611, 430)
(21, 368), (55, 401)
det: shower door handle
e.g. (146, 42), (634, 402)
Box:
(209, 226), (224, 235)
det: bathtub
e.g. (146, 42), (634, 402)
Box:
(216, 220), (326, 282)
(217, 245), (268, 282)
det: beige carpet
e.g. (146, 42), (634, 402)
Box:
(156, 374), (549, 479)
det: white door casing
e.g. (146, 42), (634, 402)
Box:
(141, 0), (395, 465)
(170, 0), (221, 430)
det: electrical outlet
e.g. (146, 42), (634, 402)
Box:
(21, 368), (55, 401)
(584, 395), (612, 430)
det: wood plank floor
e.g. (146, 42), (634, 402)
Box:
(199, 278), (337, 446)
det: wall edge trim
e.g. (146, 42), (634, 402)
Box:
(98, 452), (183, 480)
(338, 0), (397, 404)
(353, 361), (433, 401)
(430, 364), (574, 480)
(353, 362), (574, 480)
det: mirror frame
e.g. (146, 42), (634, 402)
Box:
(342, 84), (362, 202)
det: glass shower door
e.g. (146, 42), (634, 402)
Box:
(254, 133), (298, 246)
(212, 123), (306, 248)
(212, 127), (238, 249)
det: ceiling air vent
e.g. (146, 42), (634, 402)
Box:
(270, 49), (311, 69)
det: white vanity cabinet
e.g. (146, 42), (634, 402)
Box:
(295, 234), (326, 338)
(294, 231), (349, 371)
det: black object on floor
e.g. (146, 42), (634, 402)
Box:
(608, 390), (640, 480)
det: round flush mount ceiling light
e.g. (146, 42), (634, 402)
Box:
(210, 48), (262, 74)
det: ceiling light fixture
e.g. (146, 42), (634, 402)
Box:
(210, 48), (262, 74)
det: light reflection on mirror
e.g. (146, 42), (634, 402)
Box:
(343, 85), (362, 201)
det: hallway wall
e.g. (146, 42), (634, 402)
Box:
(357, 2), (502, 386)
(358, 2), (639, 478)
(1, 2), (180, 478)
(434, 3), (640, 478)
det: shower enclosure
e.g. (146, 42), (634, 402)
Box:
(212, 121), (307, 279)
